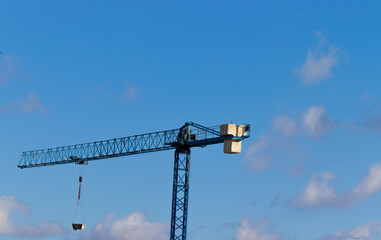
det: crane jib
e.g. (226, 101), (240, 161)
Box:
(18, 122), (249, 169)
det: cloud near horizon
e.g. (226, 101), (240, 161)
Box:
(292, 161), (381, 209)
(318, 221), (381, 240)
(294, 32), (340, 85)
(235, 217), (280, 240)
(0, 195), (65, 238)
(80, 212), (168, 240)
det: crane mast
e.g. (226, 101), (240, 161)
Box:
(18, 122), (250, 240)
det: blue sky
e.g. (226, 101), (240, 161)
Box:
(1, 1), (381, 239)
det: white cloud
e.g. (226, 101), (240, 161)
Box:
(243, 134), (274, 171)
(119, 84), (138, 103)
(0, 92), (47, 114)
(318, 221), (381, 240)
(293, 161), (381, 209)
(295, 32), (339, 85)
(243, 106), (336, 172)
(0, 54), (17, 85)
(0, 195), (64, 238)
(302, 106), (335, 137)
(235, 217), (280, 240)
(272, 115), (298, 137)
(347, 161), (381, 206)
(292, 172), (338, 208)
(298, 49), (338, 84)
(80, 212), (168, 240)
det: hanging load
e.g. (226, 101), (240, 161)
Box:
(72, 166), (85, 231)
(72, 223), (85, 231)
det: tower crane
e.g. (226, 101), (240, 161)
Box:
(18, 121), (250, 240)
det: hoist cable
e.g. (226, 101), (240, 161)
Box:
(73, 164), (84, 224)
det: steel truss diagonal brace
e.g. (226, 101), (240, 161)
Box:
(170, 147), (190, 240)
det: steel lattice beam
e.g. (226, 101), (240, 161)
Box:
(18, 129), (179, 168)
(170, 147), (190, 240)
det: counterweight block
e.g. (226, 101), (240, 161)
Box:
(220, 124), (248, 154)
